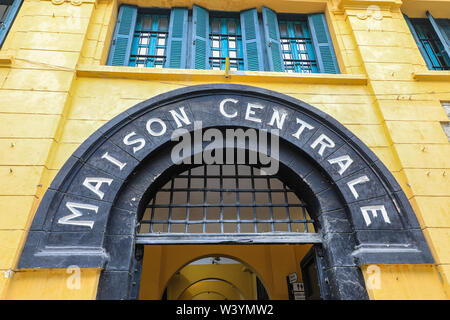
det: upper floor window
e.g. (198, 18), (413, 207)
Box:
(0, 0), (22, 49)
(209, 15), (243, 71)
(107, 5), (340, 74)
(130, 11), (169, 68)
(278, 16), (318, 73)
(405, 12), (450, 70)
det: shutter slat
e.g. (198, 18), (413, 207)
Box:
(166, 8), (188, 69)
(308, 13), (339, 74)
(262, 6), (284, 72)
(191, 5), (209, 69)
(0, 0), (23, 49)
(436, 19), (450, 45)
(240, 8), (264, 71)
(427, 12), (450, 62)
(107, 5), (137, 66)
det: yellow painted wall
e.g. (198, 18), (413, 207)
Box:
(4, 268), (101, 300)
(0, 0), (449, 299)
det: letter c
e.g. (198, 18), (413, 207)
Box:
(219, 98), (238, 118)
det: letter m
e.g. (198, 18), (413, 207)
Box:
(58, 202), (98, 229)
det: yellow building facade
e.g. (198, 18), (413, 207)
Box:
(0, 0), (449, 300)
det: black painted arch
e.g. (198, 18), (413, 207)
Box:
(17, 84), (433, 299)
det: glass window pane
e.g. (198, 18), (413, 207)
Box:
(0, 5), (12, 24)
(228, 20), (236, 34)
(294, 23), (303, 37)
(157, 37), (166, 46)
(212, 20), (220, 33)
(159, 17), (168, 31)
(142, 15), (152, 30)
(138, 47), (148, 55)
(279, 23), (288, 36)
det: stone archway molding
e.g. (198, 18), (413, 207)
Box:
(16, 84), (434, 299)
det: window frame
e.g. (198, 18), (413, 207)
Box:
(277, 13), (319, 73)
(208, 11), (244, 71)
(405, 13), (450, 71)
(128, 8), (170, 68)
(0, 0), (22, 49)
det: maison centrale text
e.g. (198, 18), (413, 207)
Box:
(58, 98), (392, 230)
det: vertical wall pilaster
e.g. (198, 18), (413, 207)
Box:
(0, 0), (99, 298)
(339, 0), (450, 298)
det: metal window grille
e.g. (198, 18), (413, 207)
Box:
(129, 12), (169, 68)
(209, 17), (244, 71)
(412, 18), (450, 71)
(278, 19), (318, 73)
(0, 1), (13, 29)
(137, 164), (317, 244)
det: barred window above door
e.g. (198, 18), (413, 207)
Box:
(137, 165), (316, 243)
(107, 4), (340, 74)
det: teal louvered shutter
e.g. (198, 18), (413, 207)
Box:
(426, 12), (450, 61)
(404, 14), (434, 69)
(262, 7), (284, 72)
(240, 8), (264, 71)
(191, 5), (209, 69)
(436, 19), (450, 48)
(308, 13), (339, 74)
(165, 8), (188, 69)
(107, 5), (137, 66)
(0, 0), (23, 49)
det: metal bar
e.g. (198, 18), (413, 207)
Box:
(136, 232), (322, 244)
(235, 164), (241, 233)
(209, 57), (243, 62)
(130, 54), (167, 58)
(282, 182), (292, 232)
(302, 206), (309, 233)
(280, 36), (312, 41)
(185, 168), (192, 233)
(149, 198), (156, 233)
(219, 165), (224, 233)
(251, 167), (257, 233)
(167, 178), (174, 232)
(146, 203), (305, 208)
(177, 174), (273, 179)
(266, 175), (275, 232)
(202, 167), (207, 233)
(209, 33), (242, 38)
(156, 188), (296, 193)
(135, 30), (169, 34)
(145, 219), (313, 224)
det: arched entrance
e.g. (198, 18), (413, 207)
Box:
(17, 84), (434, 300)
(161, 255), (268, 300)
